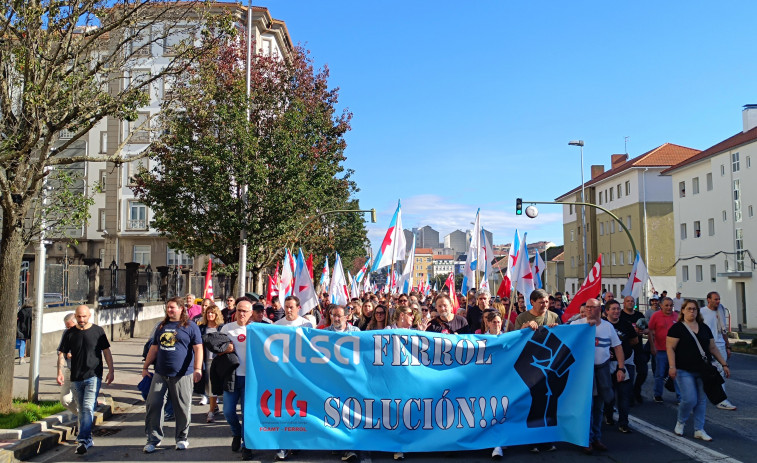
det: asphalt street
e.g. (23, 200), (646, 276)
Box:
(14, 337), (757, 463)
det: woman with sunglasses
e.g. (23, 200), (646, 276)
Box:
(389, 305), (421, 330)
(366, 305), (389, 330)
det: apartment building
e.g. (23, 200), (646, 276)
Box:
(556, 143), (700, 299)
(662, 105), (757, 329)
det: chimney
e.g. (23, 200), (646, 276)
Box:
(611, 154), (628, 169)
(743, 104), (757, 132)
(591, 165), (605, 179)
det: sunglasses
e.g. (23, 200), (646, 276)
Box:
(421, 309), (429, 312)
(375, 312), (386, 316)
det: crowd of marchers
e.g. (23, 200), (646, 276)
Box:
(51, 286), (736, 460)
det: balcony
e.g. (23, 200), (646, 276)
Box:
(126, 219), (148, 230)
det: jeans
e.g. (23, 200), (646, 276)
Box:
(71, 376), (102, 447)
(590, 361), (613, 444)
(223, 375), (246, 447)
(605, 364), (635, 427)
(654, 351), (680, 400)
(675, 369), (706, 431)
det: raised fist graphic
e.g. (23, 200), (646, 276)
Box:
(515, 327), (575, 428)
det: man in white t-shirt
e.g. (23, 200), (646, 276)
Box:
(274, 296), (314, 328)
(219, 299), (254, 460)
(700, 291), (736, 411)
(572, 298), (625, 454)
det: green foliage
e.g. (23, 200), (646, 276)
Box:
(0, 399), (66, 429)
(132, 35), (367, 276)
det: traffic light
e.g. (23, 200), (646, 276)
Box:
(516, 198), (523, 215)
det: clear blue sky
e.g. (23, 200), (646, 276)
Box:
(260, 0), (757, 250)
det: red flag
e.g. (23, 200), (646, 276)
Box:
(444, 272), (460, 314)
(306, 254), (314, 280)
(561, 255), (603, 323)
(203, 260), (214, 300)
(496, 275), (511, 299)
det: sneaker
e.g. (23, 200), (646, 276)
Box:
(276, 449), (291, 461)
(604, 416), (616, 425)
(75, 444), (87, 455)
(164, 413), (175, 421)
(491, 447), (503, 459)
(592, 441), (608, 451)
(529, 446), (540, 453)
(206, 412), (215, 423)
(618, 425), (633, 434)
(544, 444), (557, 452)
(674, 421), (684, 436)
(694, 430), (713, 441)
(394, 452), (405, 460)
(342, 451), (358, 462)
(716, 400), (737, 410)
(143, 444), (157, 454)
(654, 396), (663, 403)
(231, 436), (241, 452)
(199, 395), (208, 405)
(176, 441), (189, 450)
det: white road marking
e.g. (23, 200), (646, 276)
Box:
(628, 415), (742, 463)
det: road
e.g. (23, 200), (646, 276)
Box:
(20, 339), (757, 463)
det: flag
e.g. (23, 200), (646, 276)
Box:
(445, 272), (460, 314)
(514, 232), (535, 300)
(501, 230), (520, 299)
(319, 257), (330, 294)
(266, 262), (279, 305)
(329, 252), (349, 306)
(278, 249), (295, 306)
(398, 235), (416, 294)
(481, 228), (494, 277)
(562, 255), (603, 323)
(295, 249), (319, 315)
(531, 249), (546, 289)
(621, 253), (648, 299)
(203, 260), (214, 300)
(371, 200), (407, 272)
(355, 258), (370, 284)
(363, 272), (371, 295)
(306, 254), (314, 281)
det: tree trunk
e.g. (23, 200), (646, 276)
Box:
(0, 223), (27, 412)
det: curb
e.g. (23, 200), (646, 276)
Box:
(0, 397), (113, 463)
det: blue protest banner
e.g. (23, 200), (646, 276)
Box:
(244, 324), (594, 451)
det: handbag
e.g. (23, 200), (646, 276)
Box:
(683, 323), (726, 405)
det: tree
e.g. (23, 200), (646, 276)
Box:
(0, 0), (209, 411)
(132, 36), (367, 292)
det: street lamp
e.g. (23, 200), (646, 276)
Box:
(569, 140), (588, 278)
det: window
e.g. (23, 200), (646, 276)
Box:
(710, 264), (717, 282)
(680, 223), (687, 240)
(732, 152), (740, 172)
(706, 173), (713, 191)
(599, 222), (604, 235)
(99, 131), (108, 154)
(127, 201), (147, 230)
(601, 254), (606, 266)
(609, 188), (614, 202)
(736, 228), (744, 271)
(708, 218), (715, 236)
(98, 169), (107, 192)
(750, 205), (754, 218)
(98, 209), (106, 231)
(611, 253), (616, 266)
(570, 230), (574, 241)
(734, 179), (742, 222)
(721, 164), (725, 176)
(722, 210), (727, 222)
(628, 251), (633, 263)
(598, 193), (602, 205)
(130, 27), (151, 57)
(695, 265), (703, 282)
(133, 245), (151, 266)
(682, 265), (689, 282)
(625, 180), (631, 195)
(167, 247), (193, 267)
(162, 74), (177, 100)
(126, 160), (145, 186)
(692, 177), (699, 194)
(99, 248), (105, 264)
(694, 221), (701, 238)
(626, 216), (631, 229)
(129, 111), (151, 143)
(748, 156), (752, 168)
(620, 252), (625, 265)
(678, 181), (686, 197)
(610, 221), (615, 234)
(571, 256), (575, 268)
(569, 204), (573, 215)
(617, 184), (622, 198)
(163, 26), (192, 56)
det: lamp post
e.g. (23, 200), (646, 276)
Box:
(569, 140), (588, 279)
(237, 0), (254, 297)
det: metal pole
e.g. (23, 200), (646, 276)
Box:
(579, 144), (588, 278)
(237, 0), (253, 297)
(28, 178), (48, 402)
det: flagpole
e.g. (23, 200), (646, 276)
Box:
(389, 218), (398, 295)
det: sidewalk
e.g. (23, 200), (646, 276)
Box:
(3, 336), (150, 460)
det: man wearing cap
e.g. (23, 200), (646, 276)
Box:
(250, 302), (272, 324)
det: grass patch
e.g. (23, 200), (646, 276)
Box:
(0, 399), (66, 429)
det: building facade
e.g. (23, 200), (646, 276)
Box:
(556, 143), (699, 301)
(662, 106), (757, 329)
(444, 230), (467, 256)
